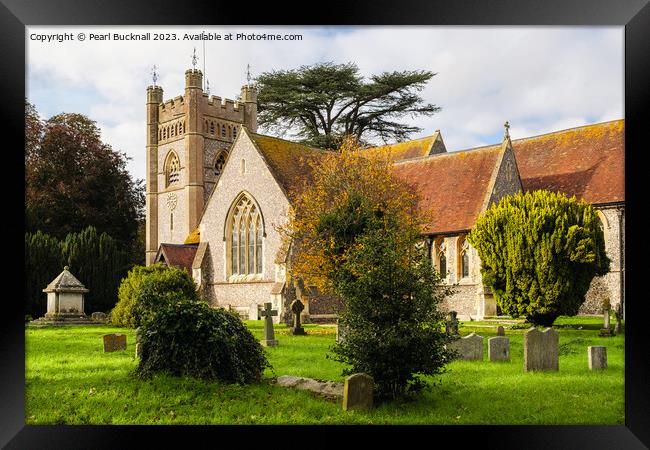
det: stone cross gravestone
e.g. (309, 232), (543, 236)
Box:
(449, 333), (483, 360)
(342, 373), (374, 411)
(496, 325), (505, 336)
(588, 346), (608, 370)
(249, 302), (260, 321)
(103, 333), (127, 352)
(290, 300), (306, 335)
(260, 302), (278, 347)
(524, 327), (559, 372)
(488, 336), (510, 361)
(446, 311), (459, 336)
(599, 307), (615, 337)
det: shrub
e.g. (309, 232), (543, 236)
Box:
(468, 190), (610, 326)
(135, 300), (270, 383)
(111, 263), (198, 328)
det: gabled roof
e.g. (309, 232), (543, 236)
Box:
(43, 267), (89, 293)
(155, 243), (199, 273)
(511, 120), (624, 205)
(392, 145), (505, 234)
(358, 131), (446, 162)
(248, 132), (331, 200)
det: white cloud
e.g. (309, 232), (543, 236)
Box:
(27, 26), (623, 181)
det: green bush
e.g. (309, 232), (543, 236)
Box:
(111, 263), (198, 328)
(135, 300), (270, 383)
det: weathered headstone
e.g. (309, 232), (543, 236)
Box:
(496, 325), (505, 336)
(290, 300), (306, 335)
(103, 333), (127, 352)
(614, 304), (623, 334)
(249, 302), (259, 321)
(260, 302), (278, 347)
(449, 332), (483, 360)
(134, 327), (142, 358)
(91, 312), (107, 322)
(446, 311), (459, 336)
(488, 336), (510, 361)
(342, 373), (374, 411)
(277, 375), (344, 400)
(588, 346), (608, 370)
(599, 306), (615, 337)
(336, 319), (347, 344)
(524, 327), (559, 372)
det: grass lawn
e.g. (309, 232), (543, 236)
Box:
(25, 317), (624, 425)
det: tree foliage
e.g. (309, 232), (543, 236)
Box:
(468, 190), (610, 326)
(283, 138), (453, 400)
(25, 231), (64, 318)
(25, 102), (144, 248)
(111, 263), (199, 328)
(256, 62), (441, 149)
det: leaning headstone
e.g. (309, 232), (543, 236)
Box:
(342, 373), (374, 411)
(488, 336), (510, 361)
(91, 312), (107, 322)
(249, 302), (259, 321)
(336, 319), (347, 344)
(290, 300), (306, 335)
(103, 333), (127, 352)
(496, 325), (505, 336)
(599, 306), (615, 337)
(277, 375), (344, 400)
(260, 302), (278, 347)
(449, 333), (483, 360)
(446, 311), (459, 336)
(524, 327), (559, 372)
(588, 346), (608, 370)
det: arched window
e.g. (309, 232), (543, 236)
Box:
(214, 151), (227, 177)
(458, 235), (470, 279)
(228, 194), (263, 276)
(232, 126), (237, 139)
(210, 121), (215, 134)
(162, 127), (167, 140)
(175, 123), (179, 136)
(165, 151), (180, 187)
(203, 120), (208, 133)
(435, 238), (447, 279)
(221, 124), (226, 138)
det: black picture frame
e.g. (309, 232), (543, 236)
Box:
(4, 0), (649, 447)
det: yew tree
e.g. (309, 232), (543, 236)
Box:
(468, 190), (610, 326)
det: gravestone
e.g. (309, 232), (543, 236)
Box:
(449, 333), (483, 360)
(599, 306), (615, 337)
(260, 302), (278, 347)
(342, 373), (374, 411)
(135, 327), (142, 358)
(446, 311), (459, 336)
(496, 325), (505, 336)
(336, 319), (347, 344)
(91, 312), (107, 322)
(524, 327), (559, 372)
(488, 336), (510, 361)
(249, 302), (259, 321)
(290, 300), (306, 335)
(588, 346), (608, 370)
(614, 304), (623, 334)
(103, 333), (127, 352)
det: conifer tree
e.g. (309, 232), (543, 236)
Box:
(468, 190), (610, 326)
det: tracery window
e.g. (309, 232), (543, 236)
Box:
(458, 235), (470, 279)
(214, 151), (227, 177)
(228, 194), (263, 276)
(435, 238), (448, 279)
(165, 151), (180, 187)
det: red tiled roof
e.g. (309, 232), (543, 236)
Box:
(155, 244), (198, 273)
(359, 132), (444, 162)
(392, 146), (504, 234)
(511, 120), (624, 205)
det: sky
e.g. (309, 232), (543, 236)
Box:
(26, 26), (624, 183)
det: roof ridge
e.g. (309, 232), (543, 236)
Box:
(362, 132), (438, 151)
(249, 132), (330, 154)
(393, 144), (501, 166)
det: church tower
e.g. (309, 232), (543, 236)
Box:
(145, 67), (258, 265)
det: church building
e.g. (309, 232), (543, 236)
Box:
(146, 68), (625, 323)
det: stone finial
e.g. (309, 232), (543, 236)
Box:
(504, 121), (510, 140)
(64, 266), (70, 271)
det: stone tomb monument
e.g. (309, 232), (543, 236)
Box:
(290, 299), (306, 335)
(524, 327), (559, 372)
(342, 373), (374, 411)
(260, 302), (278, 347)
(488, 336), (510, 361)
(588, 346), (608, 370)
(449, 333), (483, 360)
(103, 333), (127, 352)
(42, 266), (89, 319)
